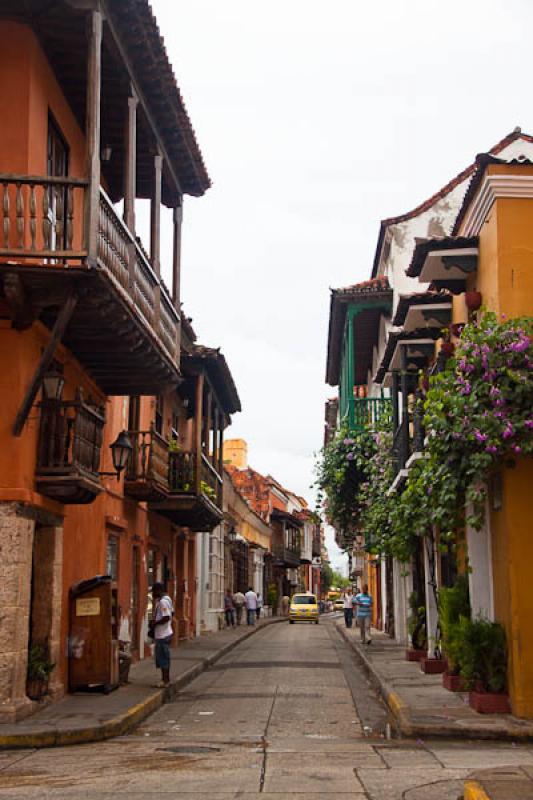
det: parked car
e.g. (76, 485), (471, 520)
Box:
(289, 593), (319, 624)
(334, 598), (344, 612)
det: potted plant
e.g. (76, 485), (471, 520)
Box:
(465, 290), (482, 311)
(26, 643), (55, 701)
(406, 592), (427, 662)
(456, 618), (510, 713)
(439, 576), (470, 691)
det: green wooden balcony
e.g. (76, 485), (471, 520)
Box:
(347, 397), (391, 431)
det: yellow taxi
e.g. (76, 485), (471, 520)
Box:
(289, 593), (319, 624)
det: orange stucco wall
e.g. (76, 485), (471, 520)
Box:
(0, 19), (197, 692)
(0, 21), (86, 251)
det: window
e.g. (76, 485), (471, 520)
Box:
(155, 396), (164, 435)
(105, 535), (119, 581)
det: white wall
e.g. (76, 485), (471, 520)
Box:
(467, 498), (495, 621)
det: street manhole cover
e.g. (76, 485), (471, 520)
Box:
(156, 746), (220, 754)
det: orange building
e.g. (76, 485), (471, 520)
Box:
(0, 1), (239, 721)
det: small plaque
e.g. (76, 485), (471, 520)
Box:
(76, 597), (101, 617)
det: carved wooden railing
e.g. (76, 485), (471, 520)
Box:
(36, 395), (105, 477)
(98, 189), (179, 361)
(125, 428), (169, 490)
(0, 174), (87, 260)
(200, 453), (223, 508)
(168, 450), (223, 510)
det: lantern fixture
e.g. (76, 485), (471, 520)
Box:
(100, 430), (133, 480)
(42, 368), (65, 402)
(227, 526), (237, 544)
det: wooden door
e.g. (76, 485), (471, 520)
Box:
(131, 546), (140, 655)
(47, 117), (68, 253)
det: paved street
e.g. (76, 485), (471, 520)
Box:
(0, 616), (532, 799)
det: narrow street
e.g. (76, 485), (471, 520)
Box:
(0, 617), (532, 799)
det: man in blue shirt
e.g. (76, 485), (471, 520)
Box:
(354, 584), (373, 645)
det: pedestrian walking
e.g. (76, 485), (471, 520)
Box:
(354, 584), (373, 644)
(149, 582), (173, 688)
(233, 589), (245, 625)
(343, 588), (354, 629)
(224, 588), (236, 628)
(256, 593), (263, 621)
(244, 586), (258, 625)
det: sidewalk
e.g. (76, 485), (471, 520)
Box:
(336, 622), (533, 742)
(0, 617), (284, 750)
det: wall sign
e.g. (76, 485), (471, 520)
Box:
(76, 597), (101, 617)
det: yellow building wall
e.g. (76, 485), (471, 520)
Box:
(223, 438), (248, 469)
(458, 171), (533, 717)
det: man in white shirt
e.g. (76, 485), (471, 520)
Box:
(151, 582), (173, 688)
(244, 587), (258, 626)
(343, 589), (354, 629)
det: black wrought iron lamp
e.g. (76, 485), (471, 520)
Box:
(227, 526), (237, 544)
(42, 368), (65, 402)
(99, 430), (133, 480)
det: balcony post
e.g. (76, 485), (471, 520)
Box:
(123, 90), (138, 233)
(172, 202), (182, 308)
(124, 90), (138, 290)
(400, 345), (410, 467)
(194, 373), (204, 494)
(151, 152), (162, 324)
(84, 8), (103, 265)
(391, 370), (400, 432)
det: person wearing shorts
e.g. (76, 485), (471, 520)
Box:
(151, 582), (173, 687)
(354, 584), (373, 645)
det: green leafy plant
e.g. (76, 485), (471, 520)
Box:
(439, 576), (471, 673)
(407, 592), (427, 651)
(200, 480), (216, 500)
(314, 425), (376, 542)
(27, 644), (55, 683)
(267, 583), (278, 609)
(167, 438), (181, 453)
(456, 618), (508, 693)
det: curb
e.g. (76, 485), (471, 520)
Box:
(0, 617), (286, 750)
(463, 780), (491, 800)
(336, 623), (533, 742)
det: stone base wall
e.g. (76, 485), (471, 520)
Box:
(0, 503), (64, 722)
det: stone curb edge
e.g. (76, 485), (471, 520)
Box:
(0, 617), (286, 750)
(463, 781), (491, 800)
(335, 622), (533, 742)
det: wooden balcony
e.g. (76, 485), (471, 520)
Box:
(35, 394), (105, 504)
(124, 429), (169, 502)
(0, 176), (179, 394)
(312, 530), (322, 558)
(272, 542), (301, 568)
(150, 450), (224, 532)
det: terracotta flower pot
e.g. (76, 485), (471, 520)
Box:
(420, 657), (447, 674)
(469, 690), (511, 714)
(26, 678), (48, 701)
(465, 291), (482, 311)
(440, 341), (455, 358)
(442, 671), (467, 692)
(405, 648), (426, 662)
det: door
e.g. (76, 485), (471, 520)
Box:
(131, 546), (141, 655)
(47, 117), (69, 253)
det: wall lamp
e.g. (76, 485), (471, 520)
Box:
(99, 430), (133, 480)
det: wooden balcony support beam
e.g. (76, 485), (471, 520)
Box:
(12, 291), (78, 436)
(84, 8), (103, 265)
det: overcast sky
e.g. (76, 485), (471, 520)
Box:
(149, 0), (531, 570)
